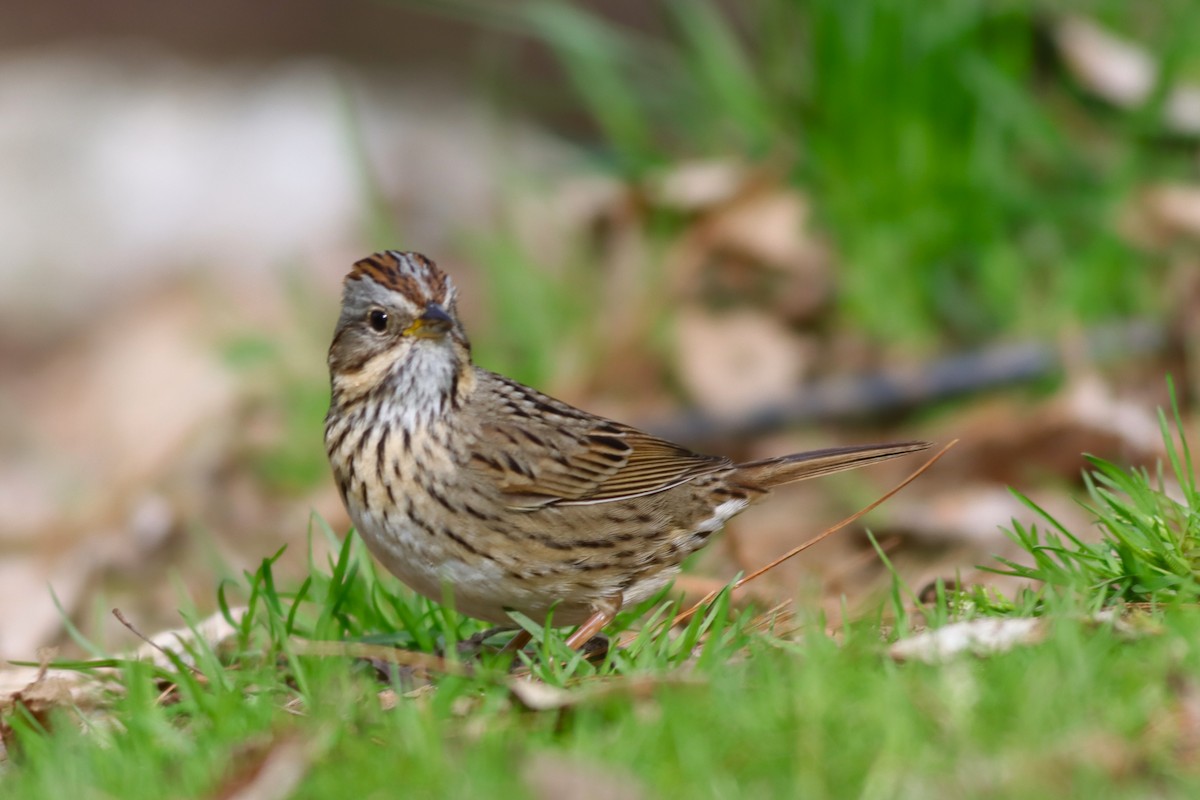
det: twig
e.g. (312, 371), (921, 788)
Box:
(288, 639), (469, 678)
(112, 608), (205, 679)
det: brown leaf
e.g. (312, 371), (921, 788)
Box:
(508, 679), (576, 712)
(1055, 15), (1200, 135)
(130, 607), (246, 670)
(646, 159), (748, 211)
(1165, 674), (1200, 767)
(0, 666), (85, 710)
(674, 308), (810, 417)
(889, 618), (1047, 663)
(887, 484), (1090, 548)
(0, 653), (86, 758)
(288, 639), (467, 678)
(0, 607), (246, 730)
(1123, 184), (1200, 249)
(6, 658), (75, 722)
(509, 675), (704, 713)
(0, 556), (94, 663)
(523, 751), (646, 800)
(211, 734), (317, 800)
(702, 188), (818, 272)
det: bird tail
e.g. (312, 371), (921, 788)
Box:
(734, 441), (931, 489)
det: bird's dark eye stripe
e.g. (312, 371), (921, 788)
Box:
(368, 308), (389, 332)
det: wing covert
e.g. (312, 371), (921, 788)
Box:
(465, 371), (728, 509)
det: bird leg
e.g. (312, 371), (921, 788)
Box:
(499, 629), (533, 654)
(565, 595), (623, 650)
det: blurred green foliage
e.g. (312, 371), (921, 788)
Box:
(418, 0), (1200, 352)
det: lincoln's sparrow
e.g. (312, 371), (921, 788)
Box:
(325, 251), (929, 647)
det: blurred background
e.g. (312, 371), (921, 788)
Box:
(2, 0), (1198, 661)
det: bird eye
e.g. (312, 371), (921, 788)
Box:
(367, 308), (389, 333)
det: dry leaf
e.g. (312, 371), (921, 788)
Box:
(288, 639), (465, 678)
(4, 661), (76, 726)
(674, 308), (810, 417)
(1123, 183), (1200, 248)
(508, 679), (576, 712)
(131, 606), (246, 669)
(890, 618), (1046, 663)
(888, 484), (1091, 548)
(1055, 15), (1200, 135)
(1166, 675), (1200, 766)
(911, 375), (1161, 488)
(0, 653), (111, 761)
(212, 734), (317, 800)
(509, 675), (702, 713)
(0, 607), (246, 722)
(0, 557), (94, 664)
(703, 188), (817, 272)
(646, 159), (748, 211)
(523, 751), (646, 800)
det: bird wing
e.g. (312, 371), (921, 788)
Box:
(466, 371), (729, 509)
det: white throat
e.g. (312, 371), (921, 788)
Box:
(387, 342), (460, 429)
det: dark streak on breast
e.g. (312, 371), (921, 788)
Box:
(327, 422), (352, 458)
(471, 452), (502, 471)
(566, 537), (618, 550)
(426, 485), (457, 514)
(443, 527), (482, 557)
(375, 428), (390, 481)
(527, 532), (574, 551)
(464, 503), (499, 522)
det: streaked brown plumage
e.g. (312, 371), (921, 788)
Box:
(325, 251), (929, 646)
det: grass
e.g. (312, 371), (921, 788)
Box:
(985, 385), (1200, 612)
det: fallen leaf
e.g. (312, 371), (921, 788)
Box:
(1055, 15), (1200, 136)
(509, 675), (703, 713)
(0, 607), (246, 718)
(702, 188), (818, 272)
(128, 606), (246, 670)
(674, 308), (810, 417)
(0, 559), (77, 663)
(508, 679), (576, 712)
(212, 733), (320, 800)
(646, 158), (748, 211)
(889, 618), (1046, 663)
(888, 484), (1091, 548)
(1123, 183), (1200, 249)
(1167, 674), (1200, 767)
(288, 639), (466, 678)
(4, 656), (76, 727)
(523, 751), (647, 800)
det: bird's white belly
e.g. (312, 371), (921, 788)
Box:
(350, 504), (541, 624)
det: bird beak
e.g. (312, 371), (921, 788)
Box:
(404, 303), (454, 339)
